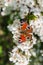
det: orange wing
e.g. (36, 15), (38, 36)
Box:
(21, 22), (28, 30)
(19, 34), (26, 43)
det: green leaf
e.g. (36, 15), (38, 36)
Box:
(0, 46), (3, 55)
(25, 13), (37, 23)
(41, 12), (43, 15)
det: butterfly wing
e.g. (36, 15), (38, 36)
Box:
(21, 22), (28, 30)
(19, 34), (26, 43)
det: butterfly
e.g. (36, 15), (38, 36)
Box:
(18, 21), (33, 43)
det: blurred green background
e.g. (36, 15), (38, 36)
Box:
(0, 13), (14, 65)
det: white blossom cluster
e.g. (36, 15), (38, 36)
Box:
(1, 0), (43, 18)
(9, 44), (37, 65)
(9, 47), (30, 65)
(37, 0), (43, 8)
(30, 16), (43, 42)
(1, 0), (35, 18)
(1, 0), (43, 65)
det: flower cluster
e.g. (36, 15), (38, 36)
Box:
(1, 0), (35, 18)
(1, 0), (43, 65)
(1, 0), (43, 18)
(30, 16), (43, 42)
(9, 47), (30, 65)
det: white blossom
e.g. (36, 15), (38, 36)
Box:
(30, 6), (41, 17)
(9, 47), (30, 65)
(30, 16), (43, 42)
(1, 0), (35, 18)
(19, 5), (29, 18)
(7, 19), (20, 43)
(37, 0), (43, 8)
